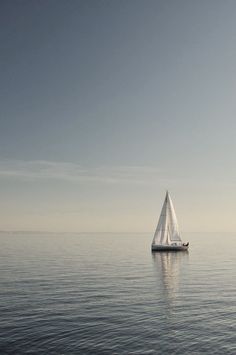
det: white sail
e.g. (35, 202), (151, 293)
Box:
(152, 191), (182, 246)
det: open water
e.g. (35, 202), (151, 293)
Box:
(0, 232), (235, 354)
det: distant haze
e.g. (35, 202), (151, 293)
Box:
(1, 0), (236, 233)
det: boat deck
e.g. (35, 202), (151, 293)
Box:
(151, 245), (188, 251)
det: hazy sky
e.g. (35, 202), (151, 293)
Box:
(1, 0), (236, 232)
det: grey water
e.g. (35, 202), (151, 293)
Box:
(0, 232), (235, 355)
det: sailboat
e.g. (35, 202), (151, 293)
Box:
(152, 191), (189, 251)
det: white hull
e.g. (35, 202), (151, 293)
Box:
(152, 244), (189, 252)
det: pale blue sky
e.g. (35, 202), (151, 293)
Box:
(1, 0), (236, 232)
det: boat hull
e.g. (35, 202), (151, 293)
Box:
(151, 244), (189, 252)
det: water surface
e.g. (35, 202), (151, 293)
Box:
(0, 232), (235, 354)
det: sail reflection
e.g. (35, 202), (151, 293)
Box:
(152, 251), (189, 307)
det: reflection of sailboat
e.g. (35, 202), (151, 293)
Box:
(152, 191), (189, 251)
(152, 251), (189, 304)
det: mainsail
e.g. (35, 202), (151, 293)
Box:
(152, 191), (182, 246)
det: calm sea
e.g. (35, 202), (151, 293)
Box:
(0, 232), (235, 354)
